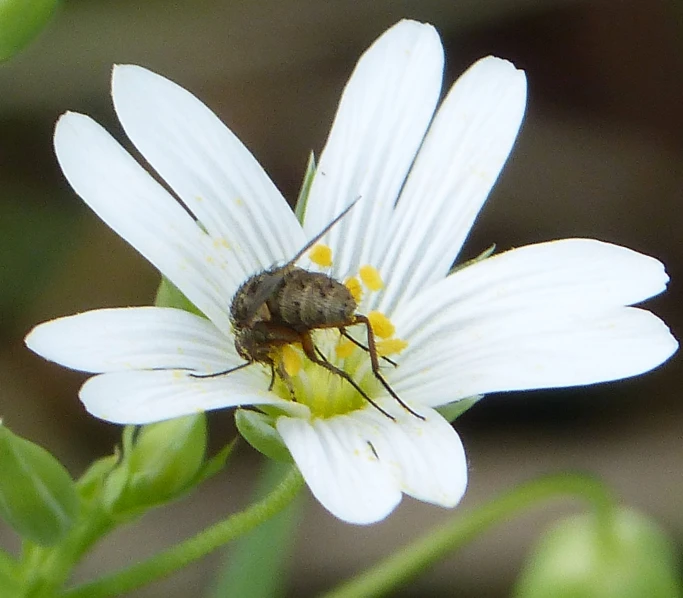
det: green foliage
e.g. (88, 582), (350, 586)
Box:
(294, 152), (316, 223)
(235, 409), (292, 463)
(436, 395), (482, 422)
(0, 423), (78, 545)
(0, 0), (59, 61)
(515, 507), (683, 598)
(155, 276), (205, 317)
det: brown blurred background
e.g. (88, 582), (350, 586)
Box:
(0, 0), (681, 596)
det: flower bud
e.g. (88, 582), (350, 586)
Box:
(112, 414), (207, 514)
(515, 507), (682, 598)
(0, 423), (78, 545)
(0, 0), (59, 61)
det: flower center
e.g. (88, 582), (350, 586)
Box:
(268, 246), (407, 418)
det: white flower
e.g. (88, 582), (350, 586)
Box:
(25, 20), (677, 525)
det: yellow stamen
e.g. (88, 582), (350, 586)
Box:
(367, 311), (395, 339)
(335, 337), (355, 359)
(281, 345), (302, 376)
(359, 265), (383, 291)
(344, 276), (363, 303)
(309, 244), (333, 267)
(376, 338), (408, 356)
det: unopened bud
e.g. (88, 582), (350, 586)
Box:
(515, 507), (682, 598)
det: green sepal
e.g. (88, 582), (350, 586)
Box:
(191, 439), (236, 487)
(436, 396), (483, 422)
(449, 243), (496, 275)
(235, 409), (292, 463)
(515, 507), (683, 598)
(0, 423), (79, 545)
(155, 276), (205, 316)
(0, 0), (59, 61)
(294, 152), (316, 223)
(76, 452), (121, 505)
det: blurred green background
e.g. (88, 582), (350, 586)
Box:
(1, 0), (681, 596)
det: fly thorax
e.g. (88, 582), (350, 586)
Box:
(265, 250), (408, 419)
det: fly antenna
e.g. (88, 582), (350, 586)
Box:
(288, 197), (361, 265)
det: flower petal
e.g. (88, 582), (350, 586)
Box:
(25, 307), (237, 374)
(397, 239), (670, 339)
(352, 402), (467, 506)
(392, 240), (677, 403)
(54, 112), (236, 331)
(112, 65), (303, 278)
(80, 370), (294, 425)
(303, 20), (444, 280)
(276, 401), (466, 524)
(377, 56), (527, 313)
(395, 307), (677, 405)
(276, 414), (401, 525)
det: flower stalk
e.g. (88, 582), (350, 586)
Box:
(60, 466), (304, 598)
(320, 473), (616, 598)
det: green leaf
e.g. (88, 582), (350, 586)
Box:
(235, 409), (292, 463)
(0, 423), (78, 545)
(0, 0), (59, 61)
(209, 460), (302, 598)
(294, 152), (316, 223)
(155, 276), (205, 316)
(436, 395), (483, 422)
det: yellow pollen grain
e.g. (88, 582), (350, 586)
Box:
(368, 311), (395, 339)
(281, 345), (302, 376)
(344, 277), (362, 303)
(335, 337), (355, 359)
(377, 338), (408, 356)
(359, 265), (383, 291)
(309, 243), (333, 267)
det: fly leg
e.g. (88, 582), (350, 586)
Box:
(350, 315), (424, 420)
(338, 328), (397, 366)
(299, 332), (396, 421)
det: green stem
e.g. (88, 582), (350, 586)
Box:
(61, 466), (304, 598)
(320, 473), (616, 598)
(21, 509), (115, 598)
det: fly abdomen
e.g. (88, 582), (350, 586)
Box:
(271, 268), (356, 330)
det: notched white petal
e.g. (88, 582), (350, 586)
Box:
(25, 307), (236, 374)
(395, 239), (672, 340)
(304, 19), (444, 279)
(112, 64), (303, 274)
(81, 370), (288, 425)
(276, 416), (401, 525)
(378, 56), (527, 312)
(277, 402), (467, 524)
(395, 306), (677, 405)
(351, 402), (468, 507)
(53, 111), (236, 331)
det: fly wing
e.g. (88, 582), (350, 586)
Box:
(240, 270), (283, 323)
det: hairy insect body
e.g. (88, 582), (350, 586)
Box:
(230, 267), (355, 366)
(195, 199), (423, 420)
(272, 268), (355, 331)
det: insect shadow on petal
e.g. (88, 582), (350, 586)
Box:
(191, 199), (423, 421)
